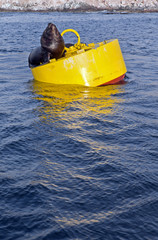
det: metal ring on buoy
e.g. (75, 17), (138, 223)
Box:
(61, 29), (81, 49)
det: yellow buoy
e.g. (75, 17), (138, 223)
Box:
(31, 29), (127, 87)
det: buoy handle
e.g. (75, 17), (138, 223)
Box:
(61, 29), (81, 48)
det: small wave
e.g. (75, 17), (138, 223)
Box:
(0, 48), (24, 53)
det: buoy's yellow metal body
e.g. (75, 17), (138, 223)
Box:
(31, 29), (127, 87)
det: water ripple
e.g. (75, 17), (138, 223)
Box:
(0, 11), (158, 240)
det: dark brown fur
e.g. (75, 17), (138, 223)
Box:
(40, 23), (65, 59)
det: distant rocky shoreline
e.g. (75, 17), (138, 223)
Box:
(1, 9), (158, 13)
(0, 0), (158, 12)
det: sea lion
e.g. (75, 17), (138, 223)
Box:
(41, 23), (65, 60)
(28, 23), (65, 68)
(28, 46), (52, 68)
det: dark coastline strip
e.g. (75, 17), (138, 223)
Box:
(0, 7), (158, 13)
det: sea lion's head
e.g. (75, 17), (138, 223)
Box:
(40, 23), (65, 59)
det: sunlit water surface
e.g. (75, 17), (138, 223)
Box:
(0, 11), (158, 240)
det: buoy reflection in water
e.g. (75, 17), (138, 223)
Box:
(32, 81), (125, 125)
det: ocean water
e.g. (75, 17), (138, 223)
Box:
(0, 11), (158, 240)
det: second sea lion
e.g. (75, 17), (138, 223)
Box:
(28, 46), (52, 68)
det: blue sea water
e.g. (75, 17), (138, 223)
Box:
(0, 11), (158, 240)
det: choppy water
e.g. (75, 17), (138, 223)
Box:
(0, 11), (158, 240)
